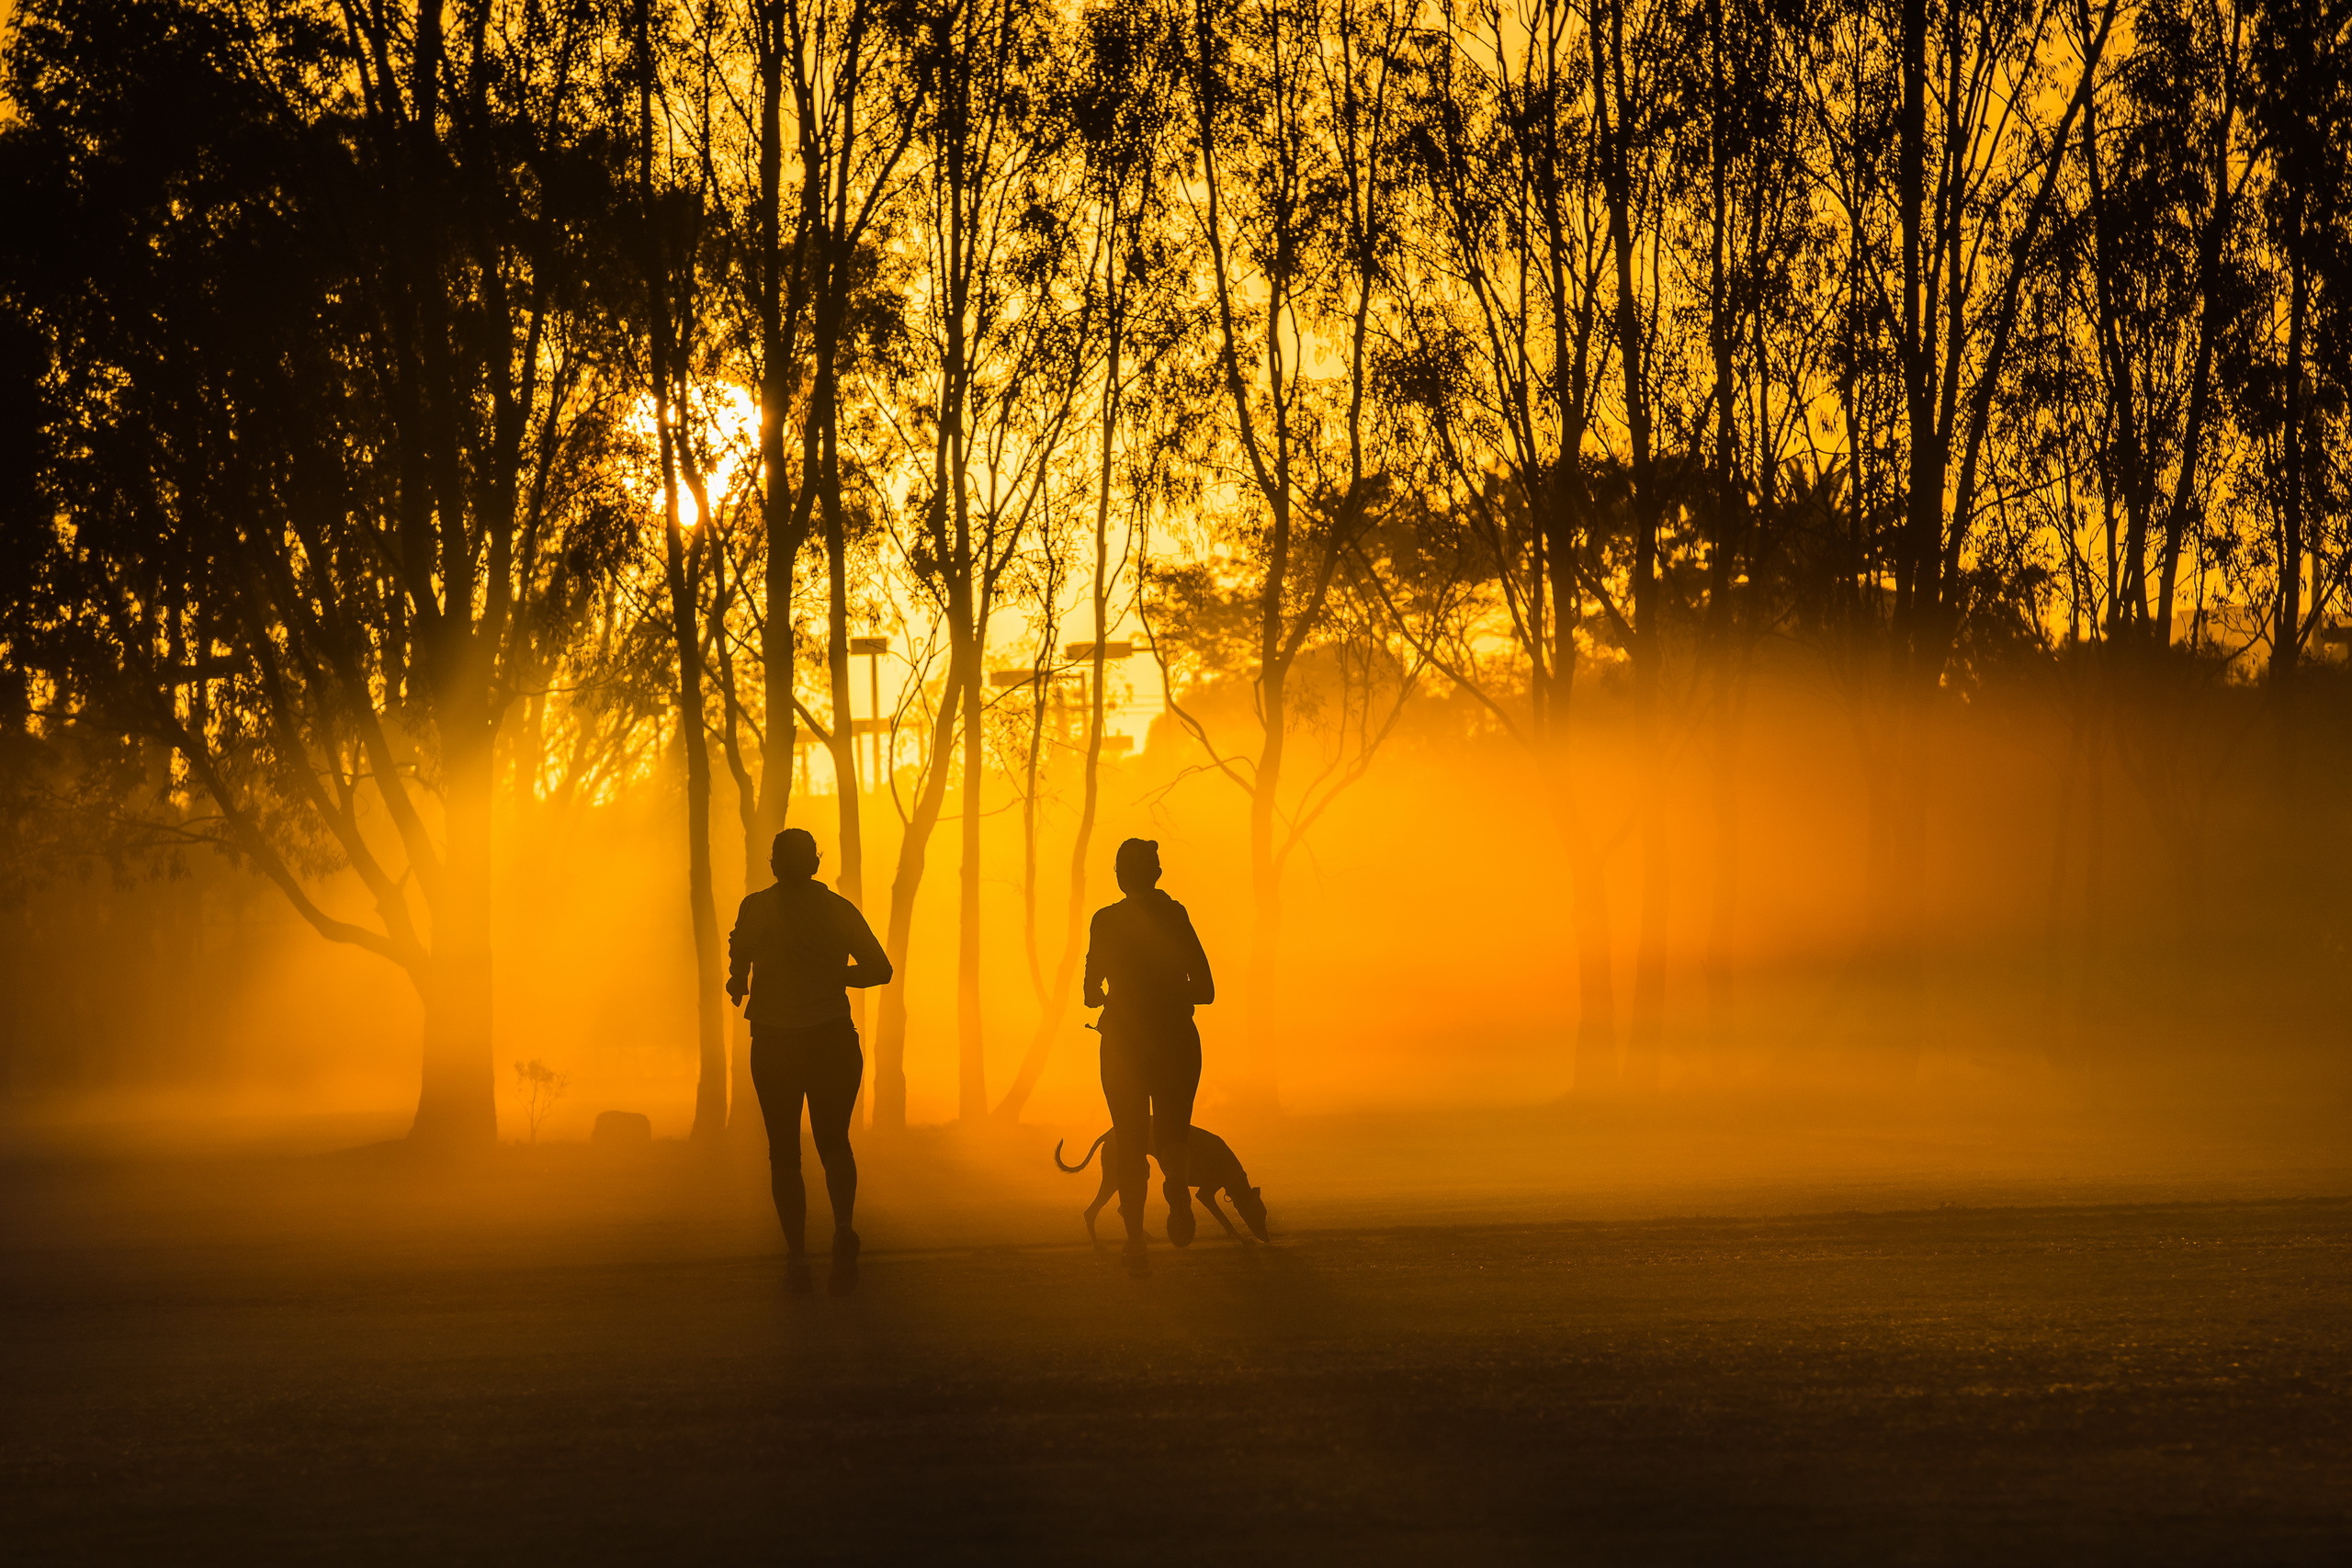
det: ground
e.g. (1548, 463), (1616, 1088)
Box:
(5, 1104), (2349, 1563)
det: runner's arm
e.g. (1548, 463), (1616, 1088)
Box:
(1178, 907), (1215, 1005)
(725, 897), (757, 1005)
(841, 899), (893, 989)
(1083, 909), (1108, 1008)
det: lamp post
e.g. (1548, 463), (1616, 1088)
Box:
(838, 637), (890, 1129)
(849, 637), (888, 784)
(1063, 640), (1134, 750)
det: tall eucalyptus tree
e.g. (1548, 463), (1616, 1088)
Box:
(1183, 0), (1411, 1099)
(1, 0), (640, 1142)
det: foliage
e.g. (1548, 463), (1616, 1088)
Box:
(4, 0), (2349, 1120)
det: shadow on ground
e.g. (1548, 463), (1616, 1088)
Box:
(4, 1106), (2349, 1564)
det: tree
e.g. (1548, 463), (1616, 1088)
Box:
(2243, 0), (2352, 687)
(1836, 0), (2118, 1061)
(635, 0), (729, 1141)
(995, 0), (1191, 1123)
(3, 0), (641, 1143)
(1182, 0), (1410, 1100)
(1387, 0), (1623, 1090)
(775, 0), (924, 1124)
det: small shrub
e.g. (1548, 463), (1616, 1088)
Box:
(512, 1059), (570, 1144)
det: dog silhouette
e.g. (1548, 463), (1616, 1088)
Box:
(1055, 1123), (1270, 1243)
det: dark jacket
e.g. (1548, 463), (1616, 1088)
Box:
(728, 879), (890, 1029)
(1084, 889), (1214, 1029)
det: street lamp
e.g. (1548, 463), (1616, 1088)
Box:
(1062, 641), (1137, 755)
(849, 637), (888, 784)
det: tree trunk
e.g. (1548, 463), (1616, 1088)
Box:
(1872, 0), (1935, 1076)
(873, 655), (967, 1131)
(754, 0), (797, 861)
(821, 426), (865, 908)
(1702, 699), (1740, 1078)
(1536, 53), (1611, 1094)
(1246, 663), (1288, 1104)
(2154, 19), (2244, 645)
(737, 0), (795, 1148)
(2072, 713), (2107, 1067)
(956, 600), (988, 1122)
(2041, 706), (2083, 1066)
(820, 418), (869, 1120)
(663, 479), (727, 1145)
(994, 261), (1121, 1124)
(1697, 0), (1739, 1083)
(2271, 241), (2306, 687)
(639, 3), (727, 1145)
(1863, 704), (1930, 1074)
(1544, 764), (1619, 1092)
(411, 700), (497, 1144)
(1598, 0), (1666, 1090)
(1624, 687), (1668, 1091)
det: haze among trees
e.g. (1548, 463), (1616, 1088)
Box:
(3, 0), (2347, 1144)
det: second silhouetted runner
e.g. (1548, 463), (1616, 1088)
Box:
(728, 828), (891, 1297)
(1084, 838), (1216, 1276)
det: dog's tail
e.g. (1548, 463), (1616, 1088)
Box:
(1054, 1130), (1112, 1173)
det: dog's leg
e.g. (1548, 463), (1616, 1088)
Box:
(1085, 1163), (1115, 1244)
(1201, 1190), (1246, 1242)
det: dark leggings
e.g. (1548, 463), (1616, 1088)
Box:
(750, 1020), (863, 1253)
(1101, 1018), (1202, 1237)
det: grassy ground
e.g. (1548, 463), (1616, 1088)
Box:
(5, 1113), (2350, 1564)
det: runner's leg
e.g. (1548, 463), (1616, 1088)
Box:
(1100, 1031), (1152, 1242)
(805, 1020), (862, 1233)
(1152, 1020), (1204, 1243)
(749, 1027), (810, 1255)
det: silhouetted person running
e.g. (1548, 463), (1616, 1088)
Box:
(1085, 838), (1216, 1276)
(728, 828), (890, 1296)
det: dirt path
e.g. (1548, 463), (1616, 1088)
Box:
(6, 1150), (2347, 1564)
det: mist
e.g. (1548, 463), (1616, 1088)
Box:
(9, 656), (2344, 1160)
(6, 0), (2350, 1558)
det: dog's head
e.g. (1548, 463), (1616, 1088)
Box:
(1232, 1185), (1270, 1242)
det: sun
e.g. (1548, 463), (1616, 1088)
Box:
(626, 381), (764, 532)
